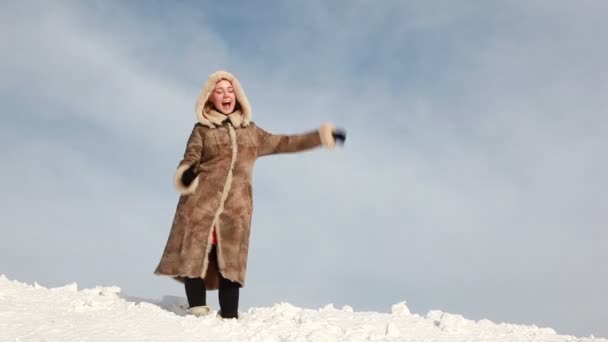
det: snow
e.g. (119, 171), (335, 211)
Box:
(1, 275), (605, 342)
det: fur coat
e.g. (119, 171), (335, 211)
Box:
(154, 70), (337, 289)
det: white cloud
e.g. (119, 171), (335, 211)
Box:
(1, 0), (607, 337)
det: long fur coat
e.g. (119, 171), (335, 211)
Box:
(154, 71), (337, 289)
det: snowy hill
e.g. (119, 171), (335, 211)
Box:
(0, 275), (605, 342)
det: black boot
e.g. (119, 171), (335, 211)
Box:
(184, 277), (206, 308)
(218, 276), (240, 319)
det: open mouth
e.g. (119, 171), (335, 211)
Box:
(221, 100), (232, 112)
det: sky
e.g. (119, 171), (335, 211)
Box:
(1, 0), (607, 337)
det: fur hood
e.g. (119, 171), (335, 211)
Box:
(194, 70), (252, 129)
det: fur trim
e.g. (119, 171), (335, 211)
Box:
(205, 109), (245, 128)
(200, 125), (239, 281)
(174, 164), (199, 194)
(319, 122), (336, 149)
(195, 70), (252, 129)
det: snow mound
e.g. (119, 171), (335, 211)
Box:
(0, 275), (605, 342)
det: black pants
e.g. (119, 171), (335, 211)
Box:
(184, 245), (240, 319)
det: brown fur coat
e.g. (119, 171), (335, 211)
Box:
(154, 71), (337, 289)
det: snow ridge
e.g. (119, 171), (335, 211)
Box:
(0, 275), (605, 342)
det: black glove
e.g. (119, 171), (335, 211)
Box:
(181, 166), (197, 187)
(332, 128), (347, 145)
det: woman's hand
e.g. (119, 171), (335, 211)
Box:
(181, 166), (197, 186)
(332, 128), (347, 145)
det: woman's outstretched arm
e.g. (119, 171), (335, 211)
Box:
(256, 122), (341, 157)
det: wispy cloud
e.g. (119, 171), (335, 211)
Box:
(1, 0), (606, 337)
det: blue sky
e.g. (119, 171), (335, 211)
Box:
(1, 0), (607, 337)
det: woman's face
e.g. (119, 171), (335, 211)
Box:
(210, 79), (236, 114)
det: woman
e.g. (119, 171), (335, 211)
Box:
(154, 70), (346, 319)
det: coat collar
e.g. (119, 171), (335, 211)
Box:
(205, 109), (245, 128)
